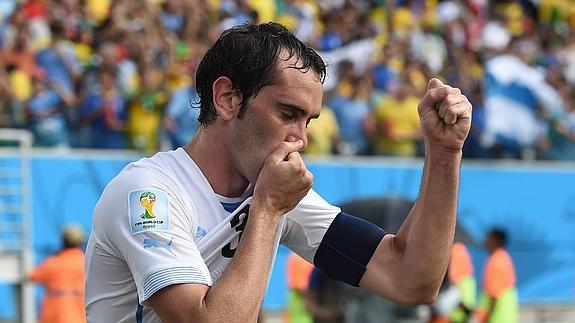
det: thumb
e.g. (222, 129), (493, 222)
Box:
(269, 140), (304, 163)
(419, 78), (448, 112)
(427, 78), (444, 90)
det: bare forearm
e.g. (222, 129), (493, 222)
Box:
(398, 146), (461, 296)
(360, 148), (461, 303)
(201, 208), (283, 322)
(361, 78), (470, 303)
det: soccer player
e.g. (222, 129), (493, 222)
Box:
(85, 22), (472, 322)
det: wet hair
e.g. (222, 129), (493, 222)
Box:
(488, 228), (507, 247)
(195, 22), (326, 126)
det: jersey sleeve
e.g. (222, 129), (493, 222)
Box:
(281, 190), (388, 287)
(280, 189), (340, 263)
(93, 166), (213, 304)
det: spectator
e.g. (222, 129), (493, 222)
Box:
(35, 28), (75, 94)
(0, 61), (13, 126)
(540, 100), (575, 159)
(317, 15), (343, 51)
(78, 68), (128, 149)
(411, 13), (447, 75)
(163, 77), (200, 149)
(26, 74), (75, 147)
(462, 83), (489, 159)
(127, 66), (167, 154)
(481, 37), (565, 159)
(435, 242), (477, 323)
(305, 267), (344, 323)
(537, 67), (575, 159)
(329, 72), (373, 155)
(29, 225), (86, 323)
(285, 252), (314, 323)
(2, 27), (39, 77)
(474, 229), (519, 323)
(372, 75), (422, 156)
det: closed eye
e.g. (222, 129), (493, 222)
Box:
(276, 101), (320, 127)
(281, 111), (296, 122)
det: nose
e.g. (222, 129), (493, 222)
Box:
(285, 123), (308, 151)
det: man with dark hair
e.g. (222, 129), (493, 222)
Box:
(85, 22), (472, 322)
(474, 229), (519, 323)
(487, 229), (507, 247)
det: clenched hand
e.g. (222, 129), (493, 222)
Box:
(418, 78), (472, 152)
(253, 140), (313, 216)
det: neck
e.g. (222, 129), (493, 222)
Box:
(183, 128), (250, 198)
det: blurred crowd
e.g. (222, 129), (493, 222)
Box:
(1, 0), (575, 159)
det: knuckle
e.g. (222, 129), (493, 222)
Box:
(446, 95), (457, 104)
(437, 87), (448, 97)
(439, 105), (448, 116)
(444, 95), (458, 106)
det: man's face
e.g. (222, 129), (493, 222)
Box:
(484, 233), (499, 252)
(227, 55), (323, 184)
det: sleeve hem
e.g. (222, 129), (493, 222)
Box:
(141, 266), (212, 302)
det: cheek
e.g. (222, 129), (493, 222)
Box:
(250, 114), (286, 146)
(236, 105), (288, 160)
(249, 125), (282, 159)
(233, 116), (273, 160)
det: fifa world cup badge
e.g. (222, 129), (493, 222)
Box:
(128, 189), (170, 234)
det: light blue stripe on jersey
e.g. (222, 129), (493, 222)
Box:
(143, 267), (210, 301)
(220, 200), (245, 213)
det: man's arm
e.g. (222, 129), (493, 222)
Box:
(147, 140), (313, 322)
(359, 78), (472, 304)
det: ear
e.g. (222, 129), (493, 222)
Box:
(212, 76), (242, 121)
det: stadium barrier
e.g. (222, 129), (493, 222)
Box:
(0, 149), (574, 321)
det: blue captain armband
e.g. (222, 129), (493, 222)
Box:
(313, 212), (387, 286)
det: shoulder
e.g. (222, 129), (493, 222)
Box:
(93, 151), (193, 231)
(103, 151), (187, 198)
(486, 248), (514, 271)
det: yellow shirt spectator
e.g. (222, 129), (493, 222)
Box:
(128, 91), (168, 155)
(86, 0), (111, 26)
(248, 0), (276, 23)
(373, 91), (421, 156)
(9, 70), (33, 101)
(392, 6), (415, 38)
(74, 42), (94, 68)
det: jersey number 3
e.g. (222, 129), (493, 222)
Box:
(221, 205), (250, 258)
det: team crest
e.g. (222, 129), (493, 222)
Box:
(129, 189), (170, 234)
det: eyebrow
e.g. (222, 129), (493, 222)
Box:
(277, 101), (320, 119)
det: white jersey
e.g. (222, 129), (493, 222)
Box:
(85, 148), (340, 322)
